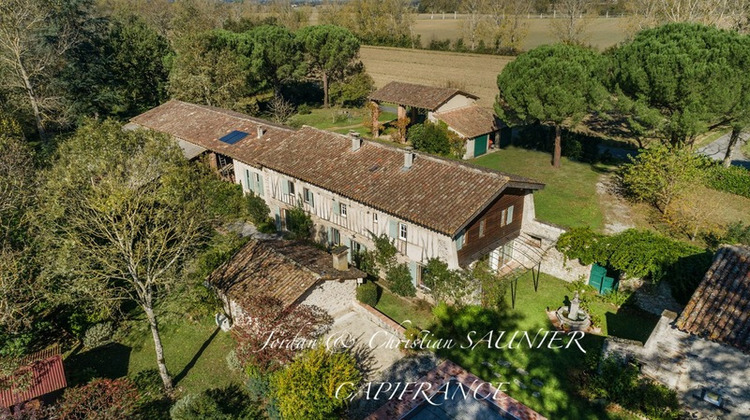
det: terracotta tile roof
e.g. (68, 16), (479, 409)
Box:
(676, 245), (750, 352)
(131, 101), (544, 237)
(130, 100), (295, 165)
(435, 105), (501, 138)
(208, 239), (365, 310)
(369, 81), (478, 111)
(366, 360), (547, 420)
(0, 346), (67, 408)
(257, 126), (543, 236)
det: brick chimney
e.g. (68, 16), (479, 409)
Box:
(331, 246), (349, 271)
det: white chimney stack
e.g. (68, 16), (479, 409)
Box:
(257, 126), (266, 139)
(350, 131), (362, 152)
(403, 147), (415, 170)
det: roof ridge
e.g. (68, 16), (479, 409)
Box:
(175, 100), (295, 132)
(297, 125), (540, 185)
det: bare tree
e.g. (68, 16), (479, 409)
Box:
(0, 0), (78, 139)
(461, 0), (487, 51)
(625, 0), (737, 33)
(269, 94), (295, 123)
(551, 0), (592, 44)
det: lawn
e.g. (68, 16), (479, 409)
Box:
(473, 147), (606, 231)
(65, 315), (242, 396)
(373, 271), (655, 419)
(374, 286), (437, 329)
(288, 106), (396, 134)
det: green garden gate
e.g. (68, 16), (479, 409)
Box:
(589, 264), (619, 294)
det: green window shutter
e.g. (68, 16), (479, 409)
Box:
(332, 199), (340, 216)
(347, 239), (353, 263)
(282, 180), (289, 195)
(257, 175), (264, 197)
(389, 220), (398, 239)
(274, 207), (281, 230)
(244, 170), (251, 193)
(506, 205), (514, 225)
(328, 227), (333, 245)
(409, 261), (418, 286)
(455, 231), (464, 251)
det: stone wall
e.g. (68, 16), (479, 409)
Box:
(299, 279), (358, 319)
(606, 310), (750, 419)
(520, 195), (592, 283)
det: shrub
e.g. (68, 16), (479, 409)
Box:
(58, 378), (140, 419)
(702, 161), (750, 198)
(356, 282), (379, 306)
(244, 192), (271, 226)
(370, 233), (397, 273)
(284, 205), (313, 240)
(225, 350), (242, 372)
(423, 258), (474, 306)
(329, 70), (374, 107)
(83, 322), (114, 349)
(270, 346), (361, 420)
(619, 145), (703, 213)
(296, 104), (312, 115)
(407, 121), (455, 157)
(170, 385), (260, 420)
(387, 263), (416, 297)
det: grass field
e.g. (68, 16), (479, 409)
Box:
(360, 46), (512, 108)
(413, 15), (630, 51)
(473, 147), (606, 230)
(66, 315), (242, 396)
(374, 287), (437, 330)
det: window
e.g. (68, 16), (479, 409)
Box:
(330, 228), (340, 246)
(506, 205), (514, 225)
(340, 203), (347, 217)
(287, 180), (295, 196)
(398, 223), (408, 241)
(373, 213), (378, 224)
(479, 219), (486, 238)
(303, 188), (314, 206)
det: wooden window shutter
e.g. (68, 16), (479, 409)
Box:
(506, 205), (514, 225)
(455, 231), (465, 250)
(389, 220), (398, 239)
(257, 175), (264, 197)
(409, 261), (418, 286)
(332, 199), (340, 216)
(282, 179), (289, 195)
(244, 170), (251, 192)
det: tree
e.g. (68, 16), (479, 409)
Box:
(422, 258), (473, 306)
(321, 0), (415, 48)
(624, 0), (733, 33)
(40, 121), (212, 392)
(271, 346), (361, 420)
(496, 43), (606, 168)
(229, 25), (306, 95)
(387, 263), (416, 297)
(169, 32), (252, 111)
(329, 67), (375, 107)
(550, 0), (592, 44)
(296, 25), (360, 108)
(284, 204), (313, 240)
(170, 385), (262, 420)
(0, 0), (83, 138)
(619, 144), (703, 214)
(65, 13), (172, 120)
(608, 23), (748, 148)
(721, 34), (750, 167)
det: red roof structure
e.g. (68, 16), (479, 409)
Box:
(0, 346), (67, 408)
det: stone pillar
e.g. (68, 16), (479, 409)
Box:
(397, 105), (407, 120)
(370, 101), (380, 137)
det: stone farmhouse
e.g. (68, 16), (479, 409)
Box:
(369, 81), (501, 159)
(605, 245), (750, 419)
(130, 100), (555, 292)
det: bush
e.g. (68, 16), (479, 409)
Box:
(284, 205), (313, 240)
(329, 70), (374, 108)
(170, 385), (260, 420)
(370, 233), (397, 273)
(702, 161), (750, 198)
(356, 282), (379, 306)
(407, 121), (454, 157)
(83, 322), (114, 349)
(245, 192), (271, 226)
(58, 378), (140, 419)
(270, 346), (361, 420)
(296, 104), (312, 115)
(387, 263), (416, 297)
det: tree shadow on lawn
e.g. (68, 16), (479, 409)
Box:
(173, 326), (220, 386)
(430, 303), (617, 420)
(605, 306), (659, 345)
(64, 342), (132, 386)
